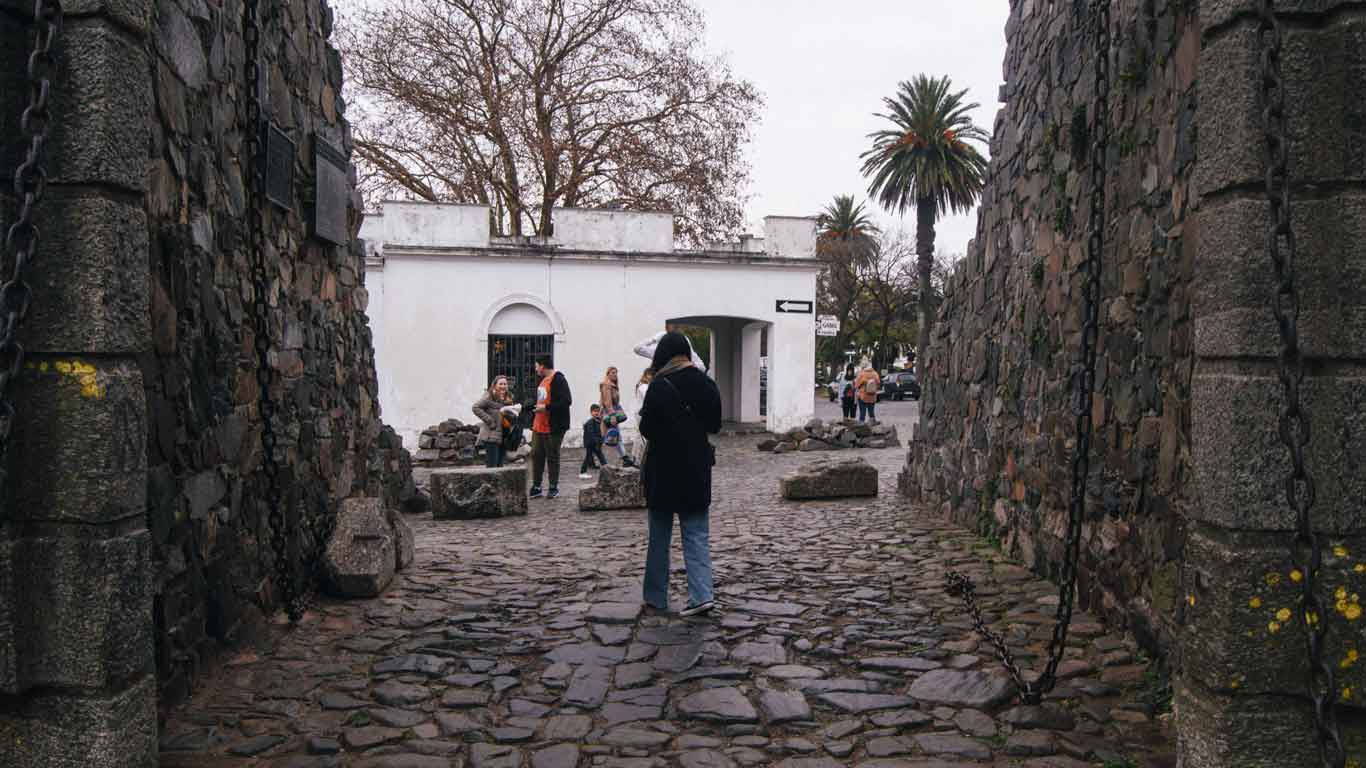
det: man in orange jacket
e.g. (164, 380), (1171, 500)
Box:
(853, 363), (881, 423)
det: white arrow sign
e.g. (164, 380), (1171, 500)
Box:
(775, 299), (813, 314)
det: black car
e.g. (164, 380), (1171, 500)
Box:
(882, 371), (921, 401)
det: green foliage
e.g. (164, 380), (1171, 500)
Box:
(676, 326), (712, 369)
(1119, 44), (1151, 90)
(1141, 658), (1174, 716)
(859, 75), (990, 217)
(1031, 322), (1050, 361)
(1051, 171), (1072, 234)
(1103, 761), (1139, 768)
(1118, 125), (1139, 158)
(1069, 104), (1090, 162)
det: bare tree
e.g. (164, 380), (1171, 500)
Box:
(338, 0), (761, 243)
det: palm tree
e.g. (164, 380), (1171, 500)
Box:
(816, 195), (879, 373)
(859, 75), (988, 383)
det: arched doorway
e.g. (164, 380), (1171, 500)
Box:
(487, 302), (556, 407)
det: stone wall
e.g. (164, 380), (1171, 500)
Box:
(900, 0), (1200, 652)
(140, 0), (414, 711)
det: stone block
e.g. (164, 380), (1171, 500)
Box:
(24, 192), (151, 355)
(1195, 196), (1366, 360)
(1174, 682), (1322, 768)
(10, 529), (154, 691)
(1202, 0), (1361, 34)
(12, 359), (146, 525)
(1181, 526), (1365, 699)
(0, 534), (12, 694)
(0, 673), (157, 768)
(386, 506), (415, 571)
(780, 458), (879, 500)
(0, 0), (150, 34)
(1196, 19), (1366, 196)
(430, 467), (528, 519)
(0, 20), (150, 192)
(1190, 369), (1365, 533)
(579, 465), (646, 511)
(323, 498), (395, 598)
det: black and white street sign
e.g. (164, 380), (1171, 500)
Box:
(816, 315), (840, 336)
(775, 299), (813, 314)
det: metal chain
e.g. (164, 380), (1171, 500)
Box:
(242, 0), (298, 622)
(0, 0), (62, 495)
(945, 0), (1109, 705)
(1256, 4), (1345, 766)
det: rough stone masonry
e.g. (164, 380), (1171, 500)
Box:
(902, 0), (1364, 764)
(0, 0), (414, 764)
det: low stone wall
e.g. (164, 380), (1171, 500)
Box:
(759, 418), (901, 454)
(414, 418), (530, 466)
(899, 0), (1198, 652)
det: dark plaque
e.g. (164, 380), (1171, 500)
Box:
(312, 136), (349, 245)
(261, 122), (295, 210)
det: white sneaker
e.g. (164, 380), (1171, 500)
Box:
(578, 473), (592, 479)
(679, 600), (715, 617)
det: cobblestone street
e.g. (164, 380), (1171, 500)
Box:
(161, 399), (1174, 767)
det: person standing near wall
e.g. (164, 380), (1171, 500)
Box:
(530, 356), (572, 498)
(472, 376), (516, 467)
(640, 332), (722, 616)
(635, 326), (706, 372)
(599, 366), (633, 467)
(839, 364), (857, 420)
(630, 367), (654, 467)
(854, 361), (881, 422)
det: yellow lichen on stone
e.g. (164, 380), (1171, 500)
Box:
(1332, 544), (1348, 558)
(1268, 620), (1282, 633)
(1265, 573), (1281, 586)
(1249, 597), (1262, 609)
(28, 359), (104, 398)
(1341, 649), (1359, 669)
(1289, 569), (1303, 583)
(1275, 607), (1292, 622)
(1186, 594), (1196, 607)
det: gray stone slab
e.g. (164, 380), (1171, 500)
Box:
(430, 467), (528, 519)
(677, 687), (758, 723)
(780, 458), (878, 499)
(907, 669), (1016, 709)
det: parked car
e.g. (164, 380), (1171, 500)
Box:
(826, 374), (846, 401)
(882, 371), (921, 401)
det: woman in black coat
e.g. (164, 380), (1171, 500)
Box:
(638, 332), (722, 616)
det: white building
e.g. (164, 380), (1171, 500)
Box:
(360, 202), (821, 450)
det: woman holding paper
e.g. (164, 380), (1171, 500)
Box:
(472, 375), (519, 467)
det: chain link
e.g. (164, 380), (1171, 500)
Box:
(945, 0), (1109, 705)
(242, 0), (299, 622)
(0, 0), (62, 495)
(1256, 4), (1344, 766)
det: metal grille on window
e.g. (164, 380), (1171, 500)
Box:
(488, 334), (554, 420)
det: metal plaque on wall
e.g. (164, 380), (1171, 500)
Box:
(261, 122), (294, 210)
(312, 137), (349, 245)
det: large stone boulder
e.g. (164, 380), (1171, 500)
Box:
(324, 498), (396, 597)
(579, 465), (646, 511)
(780, 458), (879, 500)
(430, 467), (528, 519)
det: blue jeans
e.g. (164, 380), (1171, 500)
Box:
(858, 400), (875, 421)
(644, 507), (713, 609)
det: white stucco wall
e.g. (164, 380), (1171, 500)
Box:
(553, 208), (674, 252)
(361, 203), (818, 452)
(365, 201), (490, 249)
(763, 216), (818, 259)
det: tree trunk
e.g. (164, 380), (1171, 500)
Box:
(914, 197), (936, 384)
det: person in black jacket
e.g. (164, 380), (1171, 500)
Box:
(639, 332), (722, 616)
(529, 355), (572, 498)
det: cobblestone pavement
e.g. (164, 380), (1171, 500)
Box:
(162, 399), (1175, 767)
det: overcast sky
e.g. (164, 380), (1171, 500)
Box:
(691, 0), (1009, 256)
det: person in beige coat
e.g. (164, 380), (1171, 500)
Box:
(471, 375), (517, 467)
(599, 366), (632, 466)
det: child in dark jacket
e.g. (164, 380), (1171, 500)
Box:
(579, 405), (608, 477)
